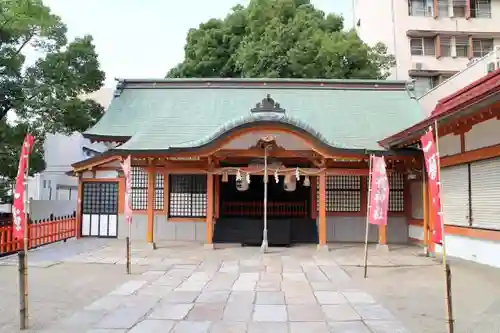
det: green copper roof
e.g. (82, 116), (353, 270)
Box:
(85, 79), (424, 152)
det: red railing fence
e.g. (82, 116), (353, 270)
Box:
(0, 212), (77, 257)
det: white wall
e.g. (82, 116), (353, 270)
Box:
(438, 133), (462, 157)
(29, 200), (77, 221)
(465, 118), (500, 151)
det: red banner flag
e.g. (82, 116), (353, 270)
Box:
(12, 134), (34, 240)
(368, 155), (390, 226)
(421, 128), (443, 245)
(120, 156), (132, 224)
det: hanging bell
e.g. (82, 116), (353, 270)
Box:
(284, 174), (291, 185)
(303, 175), (310, 187)
(236, 169), (242, 181)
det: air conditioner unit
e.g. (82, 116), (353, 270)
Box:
(413, 62), (424, 70)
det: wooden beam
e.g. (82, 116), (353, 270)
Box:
(441, 143), (500, 167)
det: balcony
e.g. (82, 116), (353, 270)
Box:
(417, 47), (500, 116)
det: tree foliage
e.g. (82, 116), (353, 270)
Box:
(0, 0), (105, 202)
(167, 0), (395, 79)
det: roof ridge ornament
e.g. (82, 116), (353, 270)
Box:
(251, 94), (285, 113)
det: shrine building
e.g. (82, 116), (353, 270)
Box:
(71, 78), (425, 249)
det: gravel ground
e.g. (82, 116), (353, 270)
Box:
(341, 252), (500, 333)
(0, 262), (137, 333)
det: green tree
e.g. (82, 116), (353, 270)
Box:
(0, 0), (105, 202)
(167, 0), (395, 79)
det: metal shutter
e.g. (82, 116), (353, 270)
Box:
(441, 165), (470, 226)
(470, 158), (500, 230)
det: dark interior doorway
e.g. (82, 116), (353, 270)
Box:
(213, 175), (318, 246)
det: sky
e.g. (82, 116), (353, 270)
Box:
(40, 0), (354, 88)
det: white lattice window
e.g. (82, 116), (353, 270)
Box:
(131, 167), (148, 210)
(317, 176), (362, 212)
(168, 175), (207, 217)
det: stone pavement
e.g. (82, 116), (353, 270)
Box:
(40, 242), (411, 333)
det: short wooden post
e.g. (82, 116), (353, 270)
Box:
(126, 236), (131, 274)
(18, 250), (28, 329)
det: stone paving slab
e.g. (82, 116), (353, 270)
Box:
(36, 243), (413, 332)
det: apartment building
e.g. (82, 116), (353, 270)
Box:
(355, 0), (500, 97)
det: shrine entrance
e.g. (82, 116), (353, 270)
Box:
(213, 172), (317, 246)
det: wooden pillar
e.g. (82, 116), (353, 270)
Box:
(318, 173), (327, 249)
(465, 0), (471, 19)
(378, 225), (387, 246)
(423, 174), (430, 254)
(75, 175), (83, 239)
(206, 174), (214, 247)
(146, 168), (155, 243)
(433, 0), (438, 18)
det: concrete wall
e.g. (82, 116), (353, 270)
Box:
(118, 214), (409, 244)
(30, 200), (77, 220)
(118, 214), (205, 242)
(325, 216), (408, 244)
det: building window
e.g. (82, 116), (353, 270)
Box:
(437, 0), (449, 17)
(472, 38), (494, 58)
(168, 175), (207, 218)
(408, 0), (434, 16)
(440, 36), (452, 57)
(388, 173), (405, 212)
(455, 37), (469, 57)
(410, 37), (436, 56)
(471, 0), (492, 18)
(131, 167), (148, 210)
(411, 76), (435, 98)
(319, 176), (362, 212)
(452, 0), (467, 17)
(154, 173), (164, 210)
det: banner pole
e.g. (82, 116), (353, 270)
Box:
(363, 155), (373, 279)
(433, 120), (454, 333)
(20, 146), (30, 329)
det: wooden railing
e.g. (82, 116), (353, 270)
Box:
(0, 213), (77, 257)
(222, 201), (308, 218)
